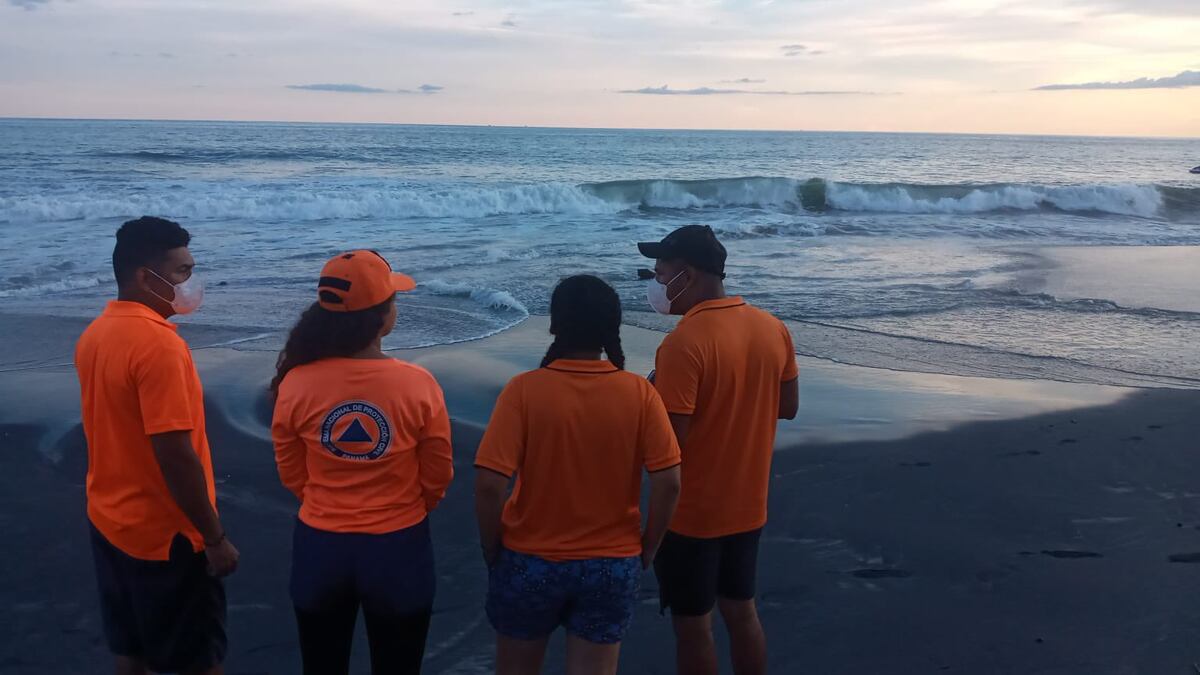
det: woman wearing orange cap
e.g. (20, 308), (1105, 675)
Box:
(474, 274), (683, 675)
(271, 250), (453, 675)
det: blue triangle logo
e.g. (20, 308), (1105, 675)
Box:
(337, 418), (373, 443)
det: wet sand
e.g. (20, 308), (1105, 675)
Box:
(1, 314), (1199, 673)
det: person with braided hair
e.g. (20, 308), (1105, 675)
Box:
(475, 274), (683, 675)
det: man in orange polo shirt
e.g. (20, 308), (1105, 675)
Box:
(639, 225), (799, 675)
(75, 216), (238, 675)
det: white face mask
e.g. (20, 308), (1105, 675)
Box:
(146, 268), (205, 315)
(647, 270), (687, 315)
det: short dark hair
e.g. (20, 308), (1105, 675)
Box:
(112, 216), (191, 285)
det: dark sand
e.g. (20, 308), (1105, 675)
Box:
(2, 314), (1199, 674)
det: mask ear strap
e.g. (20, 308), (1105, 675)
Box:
(142, 267), (177, 304)
(667, 269), (691, 304)
(144, 267), (170, 285)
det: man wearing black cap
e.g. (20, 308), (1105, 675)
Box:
(639, 224), (799, 675)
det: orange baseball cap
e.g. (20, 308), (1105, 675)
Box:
(317, 250), (416, 312)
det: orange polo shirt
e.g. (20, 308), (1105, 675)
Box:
(475, 359), (681, 561)
(272, 357), (454, 534)
(75, 300), (216, 561)
(654, 297), (798, 538)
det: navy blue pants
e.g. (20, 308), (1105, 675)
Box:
(290, 518), (435, 675)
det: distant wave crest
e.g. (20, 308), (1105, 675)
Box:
(0, 276), (105, 298)
(824, 181), (1165, 218)
(0, 177), (1195, 224)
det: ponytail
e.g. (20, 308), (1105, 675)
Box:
(601, 328), (626, 370)
(540, 338), (570, 368)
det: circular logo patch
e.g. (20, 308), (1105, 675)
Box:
(320, 400), (392, 460)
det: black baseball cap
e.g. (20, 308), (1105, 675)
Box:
(638, 225), (727, 278)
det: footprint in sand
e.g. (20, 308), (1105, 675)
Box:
(1122, 436), (1144, 442)
(1000, 450), (1041, 457)
(1040, 550), (1103, 559)
(851, 569), (913, 579)
(1147, 424), (1164, 430)
(1168, 553), (1200, 563)
(898, 461), (932, 468)
(1058, 438), (1078, 445)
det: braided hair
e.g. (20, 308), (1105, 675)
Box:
(540, 275), (626, 370)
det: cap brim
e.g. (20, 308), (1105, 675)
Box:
(391, 272), (417, 293)
(638, 242), (671, 259)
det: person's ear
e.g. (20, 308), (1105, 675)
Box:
(133, 266), (149, 291)
(381, 300), (398, 338)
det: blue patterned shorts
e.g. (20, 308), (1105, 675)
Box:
(486, 549), (641, 644)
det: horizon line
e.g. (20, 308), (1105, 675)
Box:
(0, 115), (1197, 141)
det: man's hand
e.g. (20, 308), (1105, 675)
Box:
(641, 546), (657, 571)
(205, 537), (240, 577)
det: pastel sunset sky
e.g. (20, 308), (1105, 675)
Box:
(1, 0), (1197, 136)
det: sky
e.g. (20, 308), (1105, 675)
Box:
(1, 0), (1198, 136)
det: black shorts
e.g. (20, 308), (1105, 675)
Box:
(90, 523), (227, 672)
(653, 528), (762, 617)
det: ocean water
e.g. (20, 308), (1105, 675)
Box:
(1, 119), (1198, 387)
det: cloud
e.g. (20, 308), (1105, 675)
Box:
(289, 82), (444, 95)
(1071, 0), (1199, 16)
(620, 85), (872, 96)
(7, 0), (50, 9)
(158, 52), (175, 59)
(287, 83), (389, 94)
(1035, 70), (1200, 90)
(781, 43), (824, 57)
(396, 84), (444, 94)
(501, 18), (518, 28)
(720, 78), (765, 84)
(452, 11), (474, 16)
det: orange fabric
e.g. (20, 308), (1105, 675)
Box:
(475, 359), (681, 561)
(317, 250), (415, 312)
(272, 357), (453, 534)
(654, 297), (798, 538)
(75, 301), (216, 561)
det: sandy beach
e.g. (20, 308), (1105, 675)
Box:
(2, 309), (1198, 674)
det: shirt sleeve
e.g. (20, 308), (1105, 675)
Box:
(133, 341), (197, 435)
(271, 387), (308, 501)
(641, 384), (682, 472)
(474, 379), (525, 478)
(416, 379), (455, 511)
(780, 321), (799, 382)
(653, 336), (702, 415)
